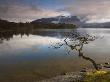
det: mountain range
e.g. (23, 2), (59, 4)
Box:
(31, 16), (82, 26)
(1, 16), (110, 28)
(31, 16), (110, 28)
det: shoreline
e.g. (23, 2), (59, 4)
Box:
(39, 69), (110, 82)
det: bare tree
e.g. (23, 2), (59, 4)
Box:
(52, 31), (100, 70)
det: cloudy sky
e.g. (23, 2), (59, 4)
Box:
(0, 0), (110, 23)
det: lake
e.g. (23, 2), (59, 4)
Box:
(0, 28), (110, 81)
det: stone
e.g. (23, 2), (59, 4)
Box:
(105, 62), (109, 65)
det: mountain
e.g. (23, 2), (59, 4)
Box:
(31, 16), (81, 26)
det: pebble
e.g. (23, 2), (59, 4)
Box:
(80, 68), (87, 72)
(105, 62), (109, 65)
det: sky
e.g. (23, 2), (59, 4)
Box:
(0, 0), (110, 23)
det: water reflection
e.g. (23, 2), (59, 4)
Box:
(0, 28), (110, 81)
(0, 29), (73, 43)
(0, 28), (110, 64)
(0, 29), (75, 65)
(52, 31), (101, 70)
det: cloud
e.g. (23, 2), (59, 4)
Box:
(1, 0), (110, 23)
(64, 0), (110, 23)
(0, 4), (65, 22)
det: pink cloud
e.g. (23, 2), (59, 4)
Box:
(0, 5), (66, 22)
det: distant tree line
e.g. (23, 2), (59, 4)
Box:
(0, 19), (77, 31)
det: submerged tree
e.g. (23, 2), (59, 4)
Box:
(52, 31), (101, 70)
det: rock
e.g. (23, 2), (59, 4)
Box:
(105, 62), (109, 65)
(40, 72), (83, 82)
(97, 64), (103, 69)
(60, 72), (66, 75)
(104, 66), (110, 68)
(80, 68), (87, 72)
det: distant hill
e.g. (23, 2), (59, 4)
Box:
(0, 18), (9, 23)
(83, 22), (110, 28)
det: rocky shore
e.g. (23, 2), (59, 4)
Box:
(39, 69), (110, 82)
(39, 72), (84, 82)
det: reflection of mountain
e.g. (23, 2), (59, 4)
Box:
(33, 30), (74, 38)
(0, 29), (74, 43)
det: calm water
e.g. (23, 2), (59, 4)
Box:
(0, 28), (110, 81)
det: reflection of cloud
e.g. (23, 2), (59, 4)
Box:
(0, 35), (61, 55)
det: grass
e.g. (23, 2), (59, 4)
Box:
(83, 70), (110, 82)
